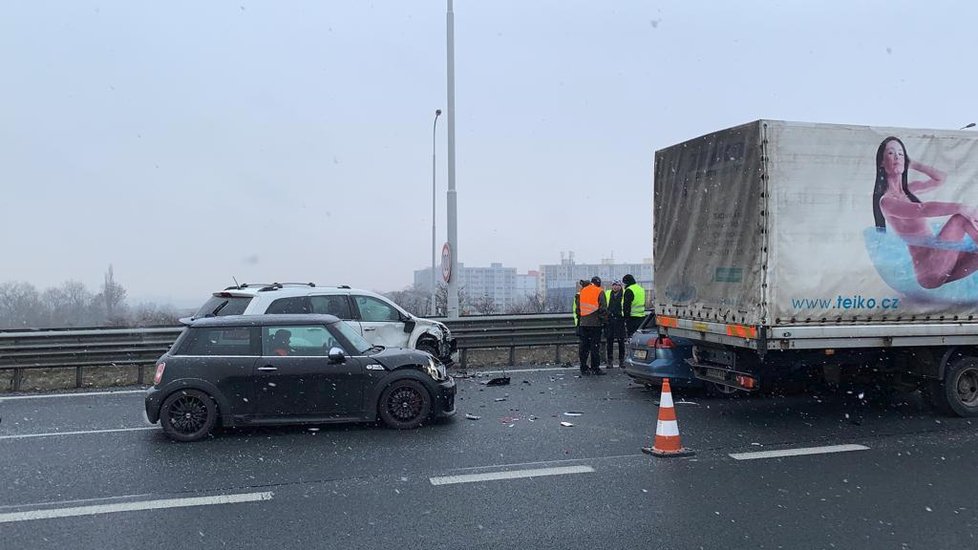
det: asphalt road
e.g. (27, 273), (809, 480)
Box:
(1, 367), (976, 549)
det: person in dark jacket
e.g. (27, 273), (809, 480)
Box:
(575, 276), (608, 375)
(604, 280), (627, 367)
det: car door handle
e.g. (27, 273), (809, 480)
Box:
(363, 327), (376, 332)
(257, 366), (278, 372)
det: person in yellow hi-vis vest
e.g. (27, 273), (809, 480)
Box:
(575, 276), (608, 375)
(622, 274), (646, 336)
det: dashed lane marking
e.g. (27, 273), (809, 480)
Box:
(729, 444), (870, 461)
(0, 491), (273, 524)
(430, 465), (595, 486)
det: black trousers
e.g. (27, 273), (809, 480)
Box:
(578, 326), (602, 372)
(626, 316), (643, 336)
(605, 318), (626, 366)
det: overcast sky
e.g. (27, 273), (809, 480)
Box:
(2, 1), (975, 306)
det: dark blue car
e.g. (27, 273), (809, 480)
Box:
(623, 314), (737, 396)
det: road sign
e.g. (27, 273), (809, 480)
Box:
(441, 243), (452, 283)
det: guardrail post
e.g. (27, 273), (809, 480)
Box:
(460, 348), (468, 369)
(508, 346), (515, 366)
(137, 366), (145, 385)
(75, 366), (83, 388)
(555, 344), (561, 364)
(12, 368), (23, 392)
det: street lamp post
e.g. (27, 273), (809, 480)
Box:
(446, 0), (460, 318)
(431, 109), (442, 316)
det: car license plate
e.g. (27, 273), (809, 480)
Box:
(633, 349), (647, 360)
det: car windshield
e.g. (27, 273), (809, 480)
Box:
(332, 320), (372, 354)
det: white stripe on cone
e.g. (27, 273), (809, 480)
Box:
(660, 390), (674, 408)
(656, 420), (680, 437)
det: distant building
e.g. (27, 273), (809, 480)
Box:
(540, 252), (653, 309)
(412, 255), (649, 313)
(415, 262), (532, 312)
(515, 270), (541, 299)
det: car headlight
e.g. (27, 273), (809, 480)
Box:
(424, 355), (448, 381)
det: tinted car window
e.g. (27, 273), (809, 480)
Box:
(176, 327), (259, 356)
(354, 295), (400, 322)
(266, 296), (312, 314)
(193, 296), (253, 318)
(263, 325), (338, 357)
(639, 313), (656, 330)
(310, 295), (353, 319)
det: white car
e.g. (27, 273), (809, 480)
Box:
(188, 282), (457, 364)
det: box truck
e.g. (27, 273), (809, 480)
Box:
(653, 120), (978, 416)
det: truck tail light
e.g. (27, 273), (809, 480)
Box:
(736, 375), (756, 389)
(154, 362), (166, 386)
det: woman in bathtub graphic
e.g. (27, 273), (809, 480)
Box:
(873, 136), (978, 289)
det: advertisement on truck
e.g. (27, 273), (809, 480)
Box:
(654, 120), (978, 326)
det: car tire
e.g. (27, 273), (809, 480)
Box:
(160, 389), (219, 442)
(378, 379), (432, 430)
(928, 356), (978, 417)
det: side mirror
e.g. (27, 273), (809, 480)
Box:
(403, 319), (416, 333)
(328, 346), (346, 364)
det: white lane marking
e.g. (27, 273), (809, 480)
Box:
(430, 465), (594, 486)
(0, 389), (147, 401)
(0, 427), (157, 441)
(0, 492), (273, 524)
(729, 444), (870, 461)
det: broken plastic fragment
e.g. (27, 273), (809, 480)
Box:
(486, 376), (511, 386)
(465, 413), (481, 420)
(563, 412), (583, 417)
(560, 421), (574, 427)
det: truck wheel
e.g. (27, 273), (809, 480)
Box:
(929, 357), (978, 417)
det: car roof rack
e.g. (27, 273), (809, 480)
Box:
(223, 282), (277, 290)
(336, 285), (351, 289)
(257, 282), (318, 292)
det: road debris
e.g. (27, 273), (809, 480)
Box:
(465, 413), (481, 420)
(560, 421), (574, 427)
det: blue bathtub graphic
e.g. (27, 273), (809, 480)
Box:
(863, 226), (978, 304)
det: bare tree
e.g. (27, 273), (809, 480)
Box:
(42, 280), (97, 327)
(545, 291), (570, 313)
(100, 265), (128, 324)
(435, 283), (468, 316)
(128, 302), (180, 327)
(472, 294), (497, 315)
(0, 282), (46, 328)
(384, 285), (431, 317)
(506, 292), (547, 314)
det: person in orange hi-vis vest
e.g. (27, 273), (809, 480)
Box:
(574, 276), (608, 375)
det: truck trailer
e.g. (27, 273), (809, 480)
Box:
(653, 120), (978, 416)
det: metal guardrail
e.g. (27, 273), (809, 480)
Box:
(0, 314), (579, 391)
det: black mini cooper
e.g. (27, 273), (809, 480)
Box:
(145, 314), (456, 441)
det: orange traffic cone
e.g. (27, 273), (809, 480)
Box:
(642, 378), (695, 457)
